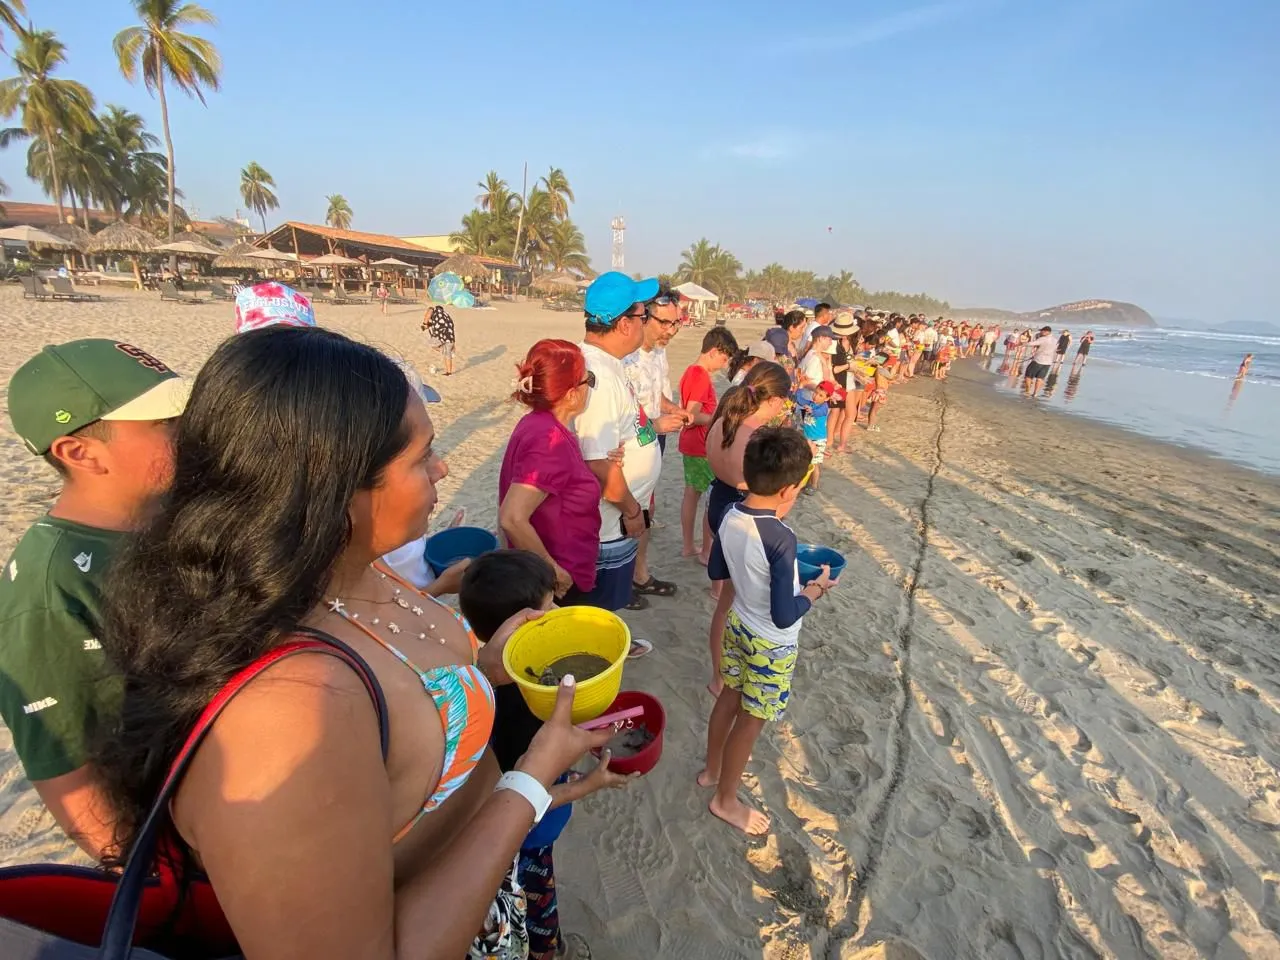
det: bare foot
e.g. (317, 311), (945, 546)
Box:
(706, 679), (723, 698)
(709, 794), (770, 835)
(681, 546), (699, 558)
(695, 552), (709, 567)
(696, 768), (718, 788)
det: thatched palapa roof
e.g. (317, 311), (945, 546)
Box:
(212, 241), (265, 270)
(87, 220), (157, 254)
(434, 253), (493, 279)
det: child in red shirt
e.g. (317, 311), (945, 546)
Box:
(679, 328), (739, 563)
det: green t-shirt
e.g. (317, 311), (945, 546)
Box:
(0, 516), (123, 781)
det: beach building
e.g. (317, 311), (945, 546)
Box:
(256, 221), (519, 292)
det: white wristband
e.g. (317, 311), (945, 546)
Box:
(494, 770), (552, 824)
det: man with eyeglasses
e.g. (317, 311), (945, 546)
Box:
(572, 272), (683, 617)
(623, 284), (688, 608)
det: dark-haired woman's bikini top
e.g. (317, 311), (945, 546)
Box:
(333, 563), (496, 843)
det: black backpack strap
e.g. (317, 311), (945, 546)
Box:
(99, 631), (388, 959)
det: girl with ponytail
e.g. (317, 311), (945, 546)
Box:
(701, 361), (791, 696)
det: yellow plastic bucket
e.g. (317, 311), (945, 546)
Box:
(502, 607), (630, 724)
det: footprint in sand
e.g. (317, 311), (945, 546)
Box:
(1084, 567), (1113, 587)
(899, 786), (953, 839)
(1010, 549), (1035, 565)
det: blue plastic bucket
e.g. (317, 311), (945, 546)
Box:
(796, 544), (846, 584)
(424, 526), (499, 576)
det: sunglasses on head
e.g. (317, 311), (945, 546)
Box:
(649, 294), (678, 306)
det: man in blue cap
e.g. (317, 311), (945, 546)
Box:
(569, 271), (682, 618)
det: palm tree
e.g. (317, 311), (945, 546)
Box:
(325, 193), (352, 230)
(542, 219), (591, 275)
(0, 1), (25, 52)
(96, 104), (165, 217)
(0, 28), (96, 222)
(515, 187), (557, 269)
(823, 269), (858, 305)
(239, 161), (277, 232)
(539, 166), (574, 220)
(475, 170), (511, 213)
(676, 239), (742, 298)
(449, 209), (494, 255)
(114, 0), (221, 244)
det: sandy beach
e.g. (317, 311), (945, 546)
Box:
(1, 286), (1278, 959)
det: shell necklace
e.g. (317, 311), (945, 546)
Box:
(325, 569), (445, 644)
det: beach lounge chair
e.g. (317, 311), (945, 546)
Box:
(50, 277), (101, 301)
(20, 277), (50, 300)
(209, 279), (235, 301)
(387, 291), (417, 305)
(331, 288), (368, 305)
(159, 280), (202, 304)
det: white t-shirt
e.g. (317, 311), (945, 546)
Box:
(885, 328), (903, 350)
(622, 345), (669, 421)
(797, 319), (820, 354)
(918, 327), (938, 347)
(577, 342), (663, 542)
(798, 349), (825, 386)
(381, 536), (436, 590)
(1028, 334), (1057, 365)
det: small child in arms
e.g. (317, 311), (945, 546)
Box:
(698, 427), (835, 835)
(794, 382), (831, 493)
(460, 549), (630, 960)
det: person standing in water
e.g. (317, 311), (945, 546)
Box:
(1071, 330), (1095, 373)
(1236, 353), (1254, 381)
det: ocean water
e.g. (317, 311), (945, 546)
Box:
(987, 326), (1279, 475)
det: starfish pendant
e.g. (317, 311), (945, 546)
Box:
(327, 598), (346, 614)
(411, 605), (424, 616)
(388, 622), (401, 634)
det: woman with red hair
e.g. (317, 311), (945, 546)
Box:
(499, 339), (603, 598)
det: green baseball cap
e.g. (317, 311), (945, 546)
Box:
(7, 338), (188, 455)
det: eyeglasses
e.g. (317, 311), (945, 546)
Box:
(652, 316), (680, 328)
(579, 370), (597, 389)
(621, 308), (647, 321)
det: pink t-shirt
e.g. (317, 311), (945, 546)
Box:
(499, 410), (602, 591)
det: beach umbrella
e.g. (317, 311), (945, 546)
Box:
(531, 272), (581, 292)
(308, 252), (361, 292)
(433, 253), (491, 282)
(371, 256), (412, 269)
(212, 241), (267, 270)
(307, 252), (360, 266)
(246, 246), (298, 262)
(155, 239), (220, 258)
(86, 221), (158, 288)
(46, 222), (95, 249)
(0, 225), (79, 249)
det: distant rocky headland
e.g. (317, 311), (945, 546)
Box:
(953, 299), (1157, 328)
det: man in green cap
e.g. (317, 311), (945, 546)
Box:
(0, 338), (187, 858)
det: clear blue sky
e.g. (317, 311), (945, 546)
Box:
(4, 0), (1277, 320)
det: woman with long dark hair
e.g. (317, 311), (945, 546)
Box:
(702, 362), (791, 696)
(96, 326), (616, 959)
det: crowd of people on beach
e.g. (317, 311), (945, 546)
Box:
(0, 273), (1105, 957)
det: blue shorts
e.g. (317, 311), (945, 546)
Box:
(560, 537), (638, 612)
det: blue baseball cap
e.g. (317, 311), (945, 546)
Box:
(584, 271), (659, 326)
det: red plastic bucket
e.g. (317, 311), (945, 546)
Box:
(594, 690), (665, 776)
